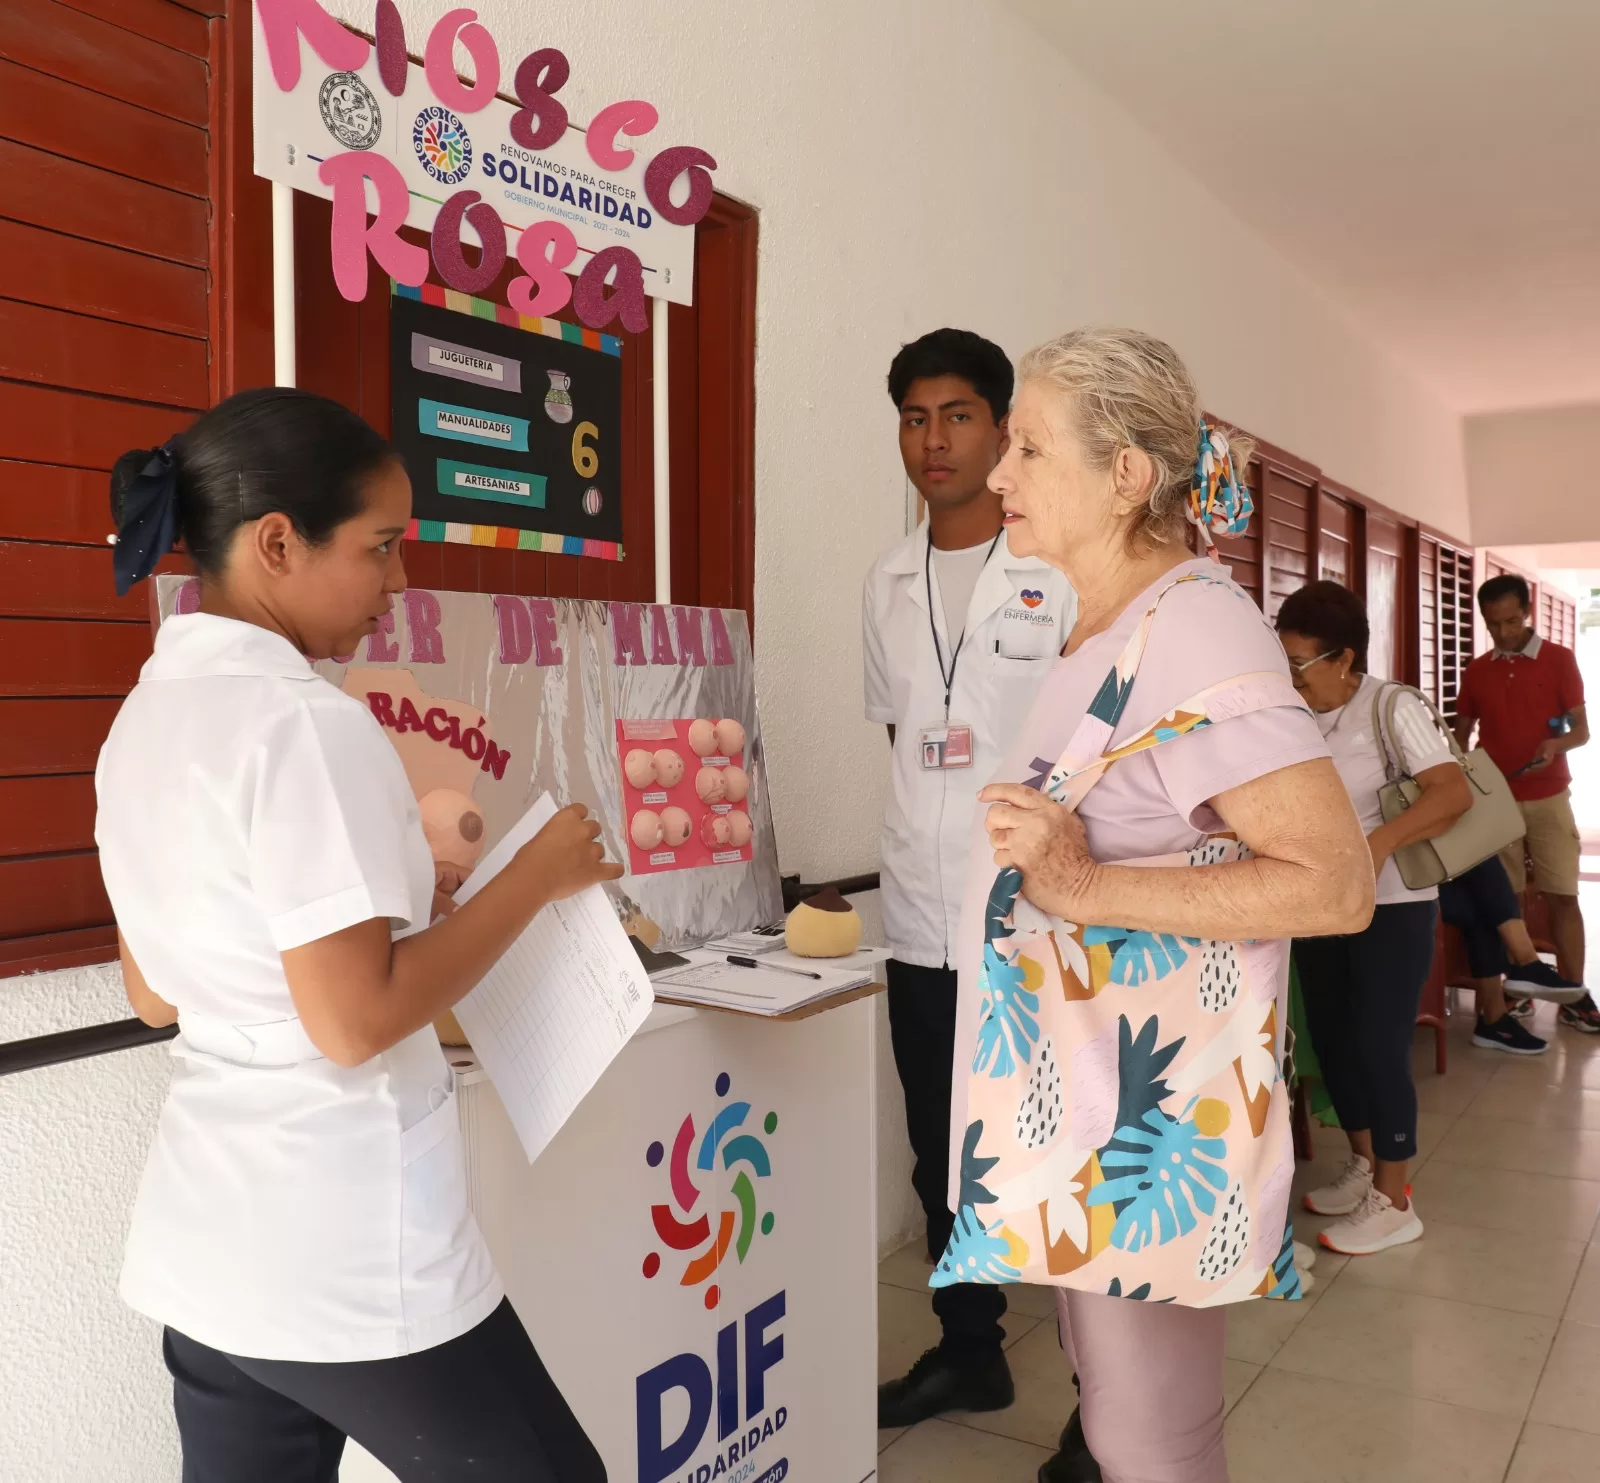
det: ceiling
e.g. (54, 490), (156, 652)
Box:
(1005, 0), (1600, 415)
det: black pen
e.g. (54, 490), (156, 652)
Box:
(726, 955), (822, 980)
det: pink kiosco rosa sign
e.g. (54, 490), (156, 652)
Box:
(252, 0), (711, 329)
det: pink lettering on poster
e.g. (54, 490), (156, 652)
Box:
(648, 605), (677, 665)
(318, 152), (428, 302)
(431, 190), (507, 294)
(573, 247), (648, 335)
(529, 598), (564, 667)
(254, 0), (369, 91)
(494, 594), (532, 664)
(507, 221), (577, 318)
(423, 9), (501, 113)
(673, 607), (706, 667)
(708, 608), (736, 666)
(367, 602), (400, 662)
(403, 589), (446, 663)
(586, 100), (659, 170)
(610, 602), (648, 666)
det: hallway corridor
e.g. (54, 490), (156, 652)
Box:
(877, 885), (1600, 1482)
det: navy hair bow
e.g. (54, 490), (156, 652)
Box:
(113, 440), (181, 597)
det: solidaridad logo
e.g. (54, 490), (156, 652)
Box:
(318, 71), (381, 151)
(645, 1073), (777, 1310)
(414, 104), (473, 185)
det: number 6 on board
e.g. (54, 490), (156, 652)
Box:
(572, 421), (599, 478)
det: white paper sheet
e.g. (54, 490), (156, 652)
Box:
(451, 794), (654, 1162)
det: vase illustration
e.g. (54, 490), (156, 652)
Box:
(544, 370), (574, 424)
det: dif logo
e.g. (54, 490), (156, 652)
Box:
(643, 1072), (777, 1310)
(636, 1291), (787, 1483)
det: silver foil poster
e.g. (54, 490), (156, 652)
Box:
(154, 578), (782, 950)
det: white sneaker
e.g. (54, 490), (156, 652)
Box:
(1292, 1239), (1317, 1272)
(1296, 1267), (1316, 1295)
(1318, 1188), (1423, 1256)
(1303, 1155), (1373, 1216)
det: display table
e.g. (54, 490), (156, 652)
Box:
(343, 994), (880, 1483)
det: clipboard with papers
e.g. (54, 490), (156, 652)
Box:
(649, 945), (885, 1017)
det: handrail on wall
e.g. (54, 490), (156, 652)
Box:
(0, 873), (883, 1078)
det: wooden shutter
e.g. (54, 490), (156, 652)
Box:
(1365, 510), (1406, 682)
(0, 0), (227, 974)
(1440, 544), (1475, 720)
(1538, 590), (1576, 649)
(1261, 463), (1318, 619)
(1316, 489), (1355, 588)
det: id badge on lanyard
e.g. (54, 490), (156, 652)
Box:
(919, 723), (974, 770)
(919, 532), (999, 771)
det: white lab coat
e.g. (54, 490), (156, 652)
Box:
(863, 524), (1076, 967)
(95, 614), (501, 1362)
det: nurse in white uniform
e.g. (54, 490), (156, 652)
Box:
(95, 387), (619, 1483)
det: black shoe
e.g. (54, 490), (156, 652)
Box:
(1472, 1013), (1549, 1055)
(1505, 960), (1587, 1005)
(1038, 1408), (1102, 1483)
(877, 1345), (1013, 1428)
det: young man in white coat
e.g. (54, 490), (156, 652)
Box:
(864, 330), (1079, 1454)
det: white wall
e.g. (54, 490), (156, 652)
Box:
(3, 3), (1471, 1474)
(1467, 403), (1600, 549)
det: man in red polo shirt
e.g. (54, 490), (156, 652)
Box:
(1456, 574), (1592, 1029)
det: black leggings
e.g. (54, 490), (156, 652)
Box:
(1294, 901), (1438, 1163)
(1438, 855), (1521, 980)
(163, 1300), (606, 1483)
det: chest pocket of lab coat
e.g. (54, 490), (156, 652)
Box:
(991, 604), (1059, 672)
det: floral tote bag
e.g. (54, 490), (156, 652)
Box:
(933, 575), (1304, 1308)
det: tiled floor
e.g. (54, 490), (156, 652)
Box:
(877, 996), (1600, 1482)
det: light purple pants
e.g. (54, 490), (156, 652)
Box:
(1057, 1289), (1230, 1483)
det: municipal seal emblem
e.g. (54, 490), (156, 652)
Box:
(318, 71), (381, 151)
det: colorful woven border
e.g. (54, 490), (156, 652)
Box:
(404, 519), (621, 562)
(390, 280), (622, 358)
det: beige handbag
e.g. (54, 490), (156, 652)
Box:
(1371, 682), (1526, 890)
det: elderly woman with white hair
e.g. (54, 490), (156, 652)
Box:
(930, 328), (1373, 1483)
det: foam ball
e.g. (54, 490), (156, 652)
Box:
(653, 748), (685, 787)
(419, 788), (486, 872)
(660, 806), (692, 847)
(701, 814), (733, 848)
(623, 749), (657, 790)
(713, 718), (745, 756)
(696, 767), (728, 804)
(630, 809), (663, 850)
(784, 886), (863, 958)
(687, 719), (718, 756)
(726, 810), (752, 847)
(721, 765), (749, 803)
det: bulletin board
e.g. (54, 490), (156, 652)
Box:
(389, 283), (625, 560)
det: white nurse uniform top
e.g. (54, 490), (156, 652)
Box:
(95, 613), (502, 1362)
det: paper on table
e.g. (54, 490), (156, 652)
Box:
(451, 793), (654, 1162)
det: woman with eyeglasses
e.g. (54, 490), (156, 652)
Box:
(1275, 580), (1474, 1255)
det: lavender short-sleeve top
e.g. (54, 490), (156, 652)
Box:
(976, 558), (1330, 871)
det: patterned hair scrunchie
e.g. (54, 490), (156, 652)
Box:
(1188, 418), (1252, 556)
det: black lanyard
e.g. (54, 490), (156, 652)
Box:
(925, 531), (1003, 718)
